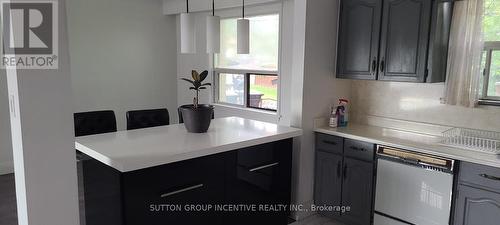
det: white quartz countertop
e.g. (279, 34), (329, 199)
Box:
(76, 117), (302, 172)
(315, 124), (500, 168)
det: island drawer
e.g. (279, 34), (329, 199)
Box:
(459, 162), (500, 193)
(122, 154), (225, 225)
(227, 140), (292, 200)
(344, 138), (374, 162)
(224, 139), (292, 225)
(316, 133), (343, 154)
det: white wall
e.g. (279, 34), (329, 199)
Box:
(290, 0), (352, 219)
(67, 0), (179, 129)
(288, 0), (307, 219)
(7, 0), (80, 223)
(0, 69), (13, 175)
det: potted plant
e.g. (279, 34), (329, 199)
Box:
(179, 70), (214, 133)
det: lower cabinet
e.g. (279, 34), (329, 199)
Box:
(314, 133), (375, 225)
(341, 158), (374, 225)
(454, 185), (500, 225)
(81, 138), (293, 225)
(453, 162), (500, 225)
(314, 151), (343, 218)
(81, 158), (123, 225)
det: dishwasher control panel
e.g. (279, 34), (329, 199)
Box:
(377, 145), (454, 173)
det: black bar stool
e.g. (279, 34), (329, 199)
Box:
(126, 108), (169, 130)
(74, 110), (117, 137)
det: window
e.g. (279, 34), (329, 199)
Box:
(214, 14), (280, 111)
(218, 73), (245, 105)
(480, 0), (500, 102)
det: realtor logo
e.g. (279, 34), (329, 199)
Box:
(1, 0), (58, 69)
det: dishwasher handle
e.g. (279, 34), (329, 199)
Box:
(377, 145), (454, 173)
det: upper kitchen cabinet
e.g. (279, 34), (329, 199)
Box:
(337, 0), (382, 80)
(338, 0), (382, 80)
(378, 0), (431, 82)
(336, 0), (453, 83)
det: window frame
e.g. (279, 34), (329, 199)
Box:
(213, 5), (282, 113)
(245, 73), (279, 112)
(480, 41), (500, 104)
(214, 70), (279, 112)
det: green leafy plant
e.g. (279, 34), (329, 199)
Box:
(181, 70), (211, 108)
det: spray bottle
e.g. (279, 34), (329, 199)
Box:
(336, 99), (349, 127)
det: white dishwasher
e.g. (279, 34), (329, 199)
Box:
(375, 146), (455, 225)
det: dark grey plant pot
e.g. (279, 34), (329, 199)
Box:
(179, 104), (214, 133)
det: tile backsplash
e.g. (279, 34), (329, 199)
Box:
(350, 80), (500, 132)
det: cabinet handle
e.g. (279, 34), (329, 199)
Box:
(343, 164), (347, 180)
(249, 162), (279, 172)
(337, 161), (342, 179)
(322, 140), (337, 146)
(160, 184), (204, 198)
(479, 174), (500, 181)
(350, 146), (366, 152)
(380, 58), (385, 72)
(371, 57), (377, 73)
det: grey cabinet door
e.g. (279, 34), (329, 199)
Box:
(378, 0), (432, 82)
(341, 158), (373, 225)
(454, 185), (500, 225)
(337, 0), (382, 80)
(314, 151), (343, 218)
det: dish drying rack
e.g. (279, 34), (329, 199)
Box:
(441, 128), (500, 154)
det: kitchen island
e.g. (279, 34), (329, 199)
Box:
(76, 117), (302, 225)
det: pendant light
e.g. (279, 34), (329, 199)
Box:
(237, 0), (249, 54)
(180, 0), (196, 54)
(206, 0), (220, 53)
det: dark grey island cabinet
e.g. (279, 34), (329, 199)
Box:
(453, 162), (500, 225)
(314, 133), (375, 225)
(81, 139), (292, 225)
(336, 0), (453, 83)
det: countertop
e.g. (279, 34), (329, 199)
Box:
(76, 117), (302, 172)
(315, 124), (500, 168)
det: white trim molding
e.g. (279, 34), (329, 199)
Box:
(163, 0), (282, 15)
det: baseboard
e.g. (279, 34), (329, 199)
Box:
(0, 161), (14, 175)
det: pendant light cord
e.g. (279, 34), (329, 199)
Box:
(186, 0), (189, 13)
(212, 0), (215, 16)
(242, 0), (245, 18)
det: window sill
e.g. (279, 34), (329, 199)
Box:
(212, 103), (278, 116)
(478, 99), (500, 107)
